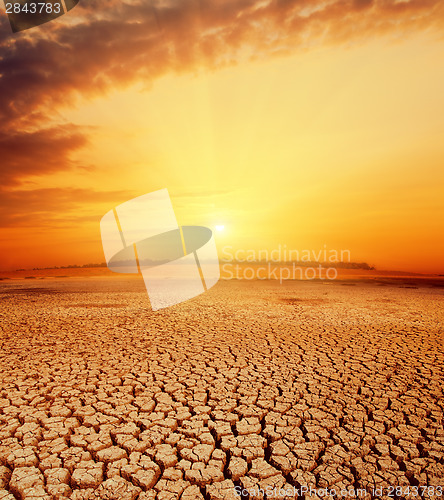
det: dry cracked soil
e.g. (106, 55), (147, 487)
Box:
(0, 277), (443, 500)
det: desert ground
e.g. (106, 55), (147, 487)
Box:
(0, 277), (443, 499)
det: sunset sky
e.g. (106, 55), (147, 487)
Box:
(0, 0), (443, 273)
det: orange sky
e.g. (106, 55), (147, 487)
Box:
(0, 0), (443, 273)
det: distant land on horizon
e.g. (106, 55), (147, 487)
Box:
(1, 262), (442, 278)
(16, 261), (376, 271)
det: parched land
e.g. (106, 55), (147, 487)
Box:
(0, 277), (443, 499)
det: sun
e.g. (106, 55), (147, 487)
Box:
(215, 225), (225, 232)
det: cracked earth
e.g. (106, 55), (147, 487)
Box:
(0, 278), (443, 499)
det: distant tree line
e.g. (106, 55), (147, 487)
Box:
(20, 261), (375, 271)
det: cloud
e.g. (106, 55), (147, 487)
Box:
(0, 187), (134, 227)
(0, 125), (88, 186)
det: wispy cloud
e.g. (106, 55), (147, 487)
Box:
(0, 187), (134, 227)
(0, 125), (87, 185)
